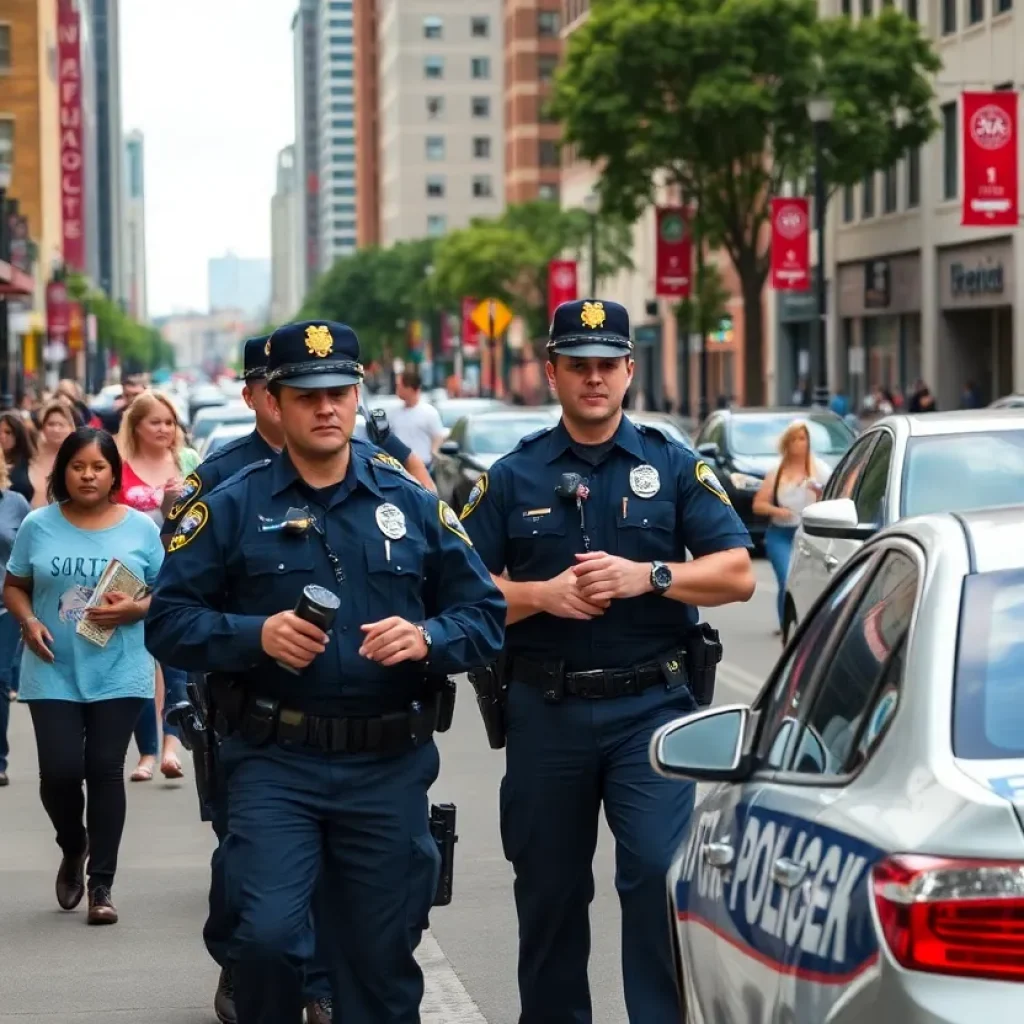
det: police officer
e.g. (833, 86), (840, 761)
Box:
(460, 299), (755, 1023)
(146, 320), (505, 1024)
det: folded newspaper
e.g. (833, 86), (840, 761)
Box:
(75, 559), (148, 648)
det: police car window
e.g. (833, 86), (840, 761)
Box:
(853, 432), (893, 525)
(825, 434), (876, 502)
(758, 558), (874, 770)
(787, 550), (917, 777)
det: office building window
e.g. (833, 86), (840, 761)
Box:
(883, 165), (898, 212)
(904, 0), (917, 17)
(941, 0), (956, 32)
(333, 187), (355, 198)
(329, 35), (352, 46)
(861, 0), (872, 13)
(472, 96), (491, 118)
(471, 16), (490, 37)
(473, 175), (494, 198)
(331, 69), (353, 79)
(427, 214), (447, 237)
(968, 0), (983, 22)
(427, 96), (444, 118)
(942, 101), (958, 198)
(538, 11), (561, 36)
(539, 139), (559, 166)
(538, 54), (559, 83)
(332, 119), (354, 129)
(0, 24), (10, 71)
(471, 57), (491, 79)
(423, 15), (443, 39)
(424, 56), (444, 79)
(426, 175), (445, 198)
(861, 173), (875, 218)
(841, 0), (852, 12)
(539, 183), (560, 202)
(842, 184), (855, 222)
(473, 136), (491, 158)
(906, 147), (920, 207)
(997, 0), (1012, 11)
(426, 136), (446, 161)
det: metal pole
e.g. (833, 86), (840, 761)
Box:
(488, 302), (497, 398)
(0, 186), (10, 409)
(696, 225), (709, 422)
(813, 120), (829, 407)
(589, 213), (598, 296)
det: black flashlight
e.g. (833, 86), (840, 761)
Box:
(277, 584), (341, 674)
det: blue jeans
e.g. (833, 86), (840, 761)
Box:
(0, 613), (20, 773)
(133, 664), (189, 756)
(764, 524), (797, 628)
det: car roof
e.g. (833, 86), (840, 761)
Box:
(872, 408), (1024, 437)
(712, 406), (844, 420)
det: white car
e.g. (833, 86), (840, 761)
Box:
(784, 409), (1024, 640)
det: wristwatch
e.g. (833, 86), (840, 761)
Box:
(650, 561), (672, 595)
(416, 624), (433, 659)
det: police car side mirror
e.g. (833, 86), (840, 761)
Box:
(801, 498), (877, 541)
(649, 705), (751, 784)
(439, 440), (460, 457)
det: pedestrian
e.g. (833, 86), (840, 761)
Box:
(145, 320), (506, 1024)
(2, 427), (164, 924)
(459, 298), (756, 1023)
(28, 402), (75, 509)
(391, 367), (445, 470)
(1, 410), (38, 504)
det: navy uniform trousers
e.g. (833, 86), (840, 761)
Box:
(501, 677), (697, 1024)
(219, 734), (441, 1024)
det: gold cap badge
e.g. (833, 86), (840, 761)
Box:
(305, 325), (334, 358)
(580, 301), (606, 330)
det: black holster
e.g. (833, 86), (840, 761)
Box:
(430, 803), (458, 907)
(467, 654), (508, 750)
(166, 673), (218, 821)
(684, 623), (724, 707)
(430, 675), (457, 733)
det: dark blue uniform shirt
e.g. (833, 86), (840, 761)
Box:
(461, 416), (751, 672)
(146, 445), (506, 716)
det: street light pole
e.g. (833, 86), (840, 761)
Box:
(583, 190), (599, 296)
(0, 150), (13, 411)
(807, 96), (834, 408)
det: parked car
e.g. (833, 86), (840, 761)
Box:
(192, 402), (255, 454)
(785, 409), (1024, 640)
(988, 393), (1024, 409)
(432, 397), (507, 438)
(202, 420), (256, 458)
(693, 407), (856, 546)
(652, 506), (1024, 1024)
(433, 408), (559, 509)
(626, 410), (697, 450)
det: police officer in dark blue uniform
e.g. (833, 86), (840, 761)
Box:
(146, 320), (505, 1024)
(460, 299), (756, 1023)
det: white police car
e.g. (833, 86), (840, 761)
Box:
(652, 507), (1024, 1022)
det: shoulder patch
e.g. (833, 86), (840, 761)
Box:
(439, 500), (473, 546)
(695, 460), (731, 505)
(166, 472), (202, 522)
(459, 473), (488, 520)
(372, 451), (405, 473)
(168, 501), (210, 552)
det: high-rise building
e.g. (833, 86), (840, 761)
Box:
(503, 0), (563, 204)
(317, 0), (358, 267)
(377, 0), (505, 245)
(292, 0), (320, 296)
(354, 0), (381, 248)
(207, 253), (271, 321)
(123, 130), (148, 322)
(270, 145), (302, 325)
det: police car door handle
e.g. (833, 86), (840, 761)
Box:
(824, 554), (839, 573)
(771, 857), (807, 888)
(702, 841), (735, 868)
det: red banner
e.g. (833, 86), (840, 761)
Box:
(547, 259), (579, 319)
(655, 207), (692, 298)
(460, 297), (483, 355)
(57, 0), (85, 270)
(962, 91), (1019, 227)
(46, 280), (71, 337)
(770, 197), (811, 291)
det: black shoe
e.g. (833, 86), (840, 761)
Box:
(55, 841), (89, 910)
(86, 885), (118, 925)
(304, 997), (333, 1023)
(214, 967), (237, 1024)
(0, 771), (8, 787)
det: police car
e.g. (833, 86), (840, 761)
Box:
(651, 507), (1024, 1022)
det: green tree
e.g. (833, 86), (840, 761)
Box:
(551, 0), (941, 404)
(430, 200), (634, 345)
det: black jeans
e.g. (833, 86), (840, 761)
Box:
(28, 698), (146, 890)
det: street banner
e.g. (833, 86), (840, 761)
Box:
(460, 297), (483, 355)
(770, 197), (811, 291)
(655, 207), (692, 298)
(46, 280), (71, 338)
(962, 91), (1019, 227)
(57, 0), (85, 270)
(547, 259), (579, 319)
(68, 303), (84, 353)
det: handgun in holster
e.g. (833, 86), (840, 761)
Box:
(467, 653), (508, 750)
(428, 674), (457, 733)
(166, 672), (217, 820)
(429, 803), (458, 907)
(684, 623), (724, 707)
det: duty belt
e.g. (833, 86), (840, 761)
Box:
(510, 651), (686, 700)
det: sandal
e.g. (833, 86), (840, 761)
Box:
(160, 756), (185, 780)
(130, 764), (154, 782)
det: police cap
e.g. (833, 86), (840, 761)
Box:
(242, 334), (271, 381)
(547, 299), (633, 359)
(266, 320), (364, 390)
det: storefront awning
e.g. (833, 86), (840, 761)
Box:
(0, 260), (34, 297)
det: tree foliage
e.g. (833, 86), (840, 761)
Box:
(551, 0), (942, 404)
(430, 200), (634, 343)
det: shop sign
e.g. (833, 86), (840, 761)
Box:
(950, 261), (1004, 298)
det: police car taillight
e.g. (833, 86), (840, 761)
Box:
(872, 855), (1024, 982)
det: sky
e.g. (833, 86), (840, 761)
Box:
(120, 0), (298, 318)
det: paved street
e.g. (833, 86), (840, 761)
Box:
(0, 560), (780, 1023)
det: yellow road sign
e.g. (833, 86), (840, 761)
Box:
(470, 298), (513, 338)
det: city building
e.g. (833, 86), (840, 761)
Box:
(207, 252), (271, 321)
(317, 0), (358, 267)
(503, 0), (563, 204)
(122, 129), (147, 322)
(157, 309), (251, 375)
(292, 0), (321, 295)
(377, 0), (505, 245)
(270, 144), (302, 324)
(354, 0), (381, 247)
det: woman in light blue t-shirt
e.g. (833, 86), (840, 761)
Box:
(3, 428), (163, 926)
